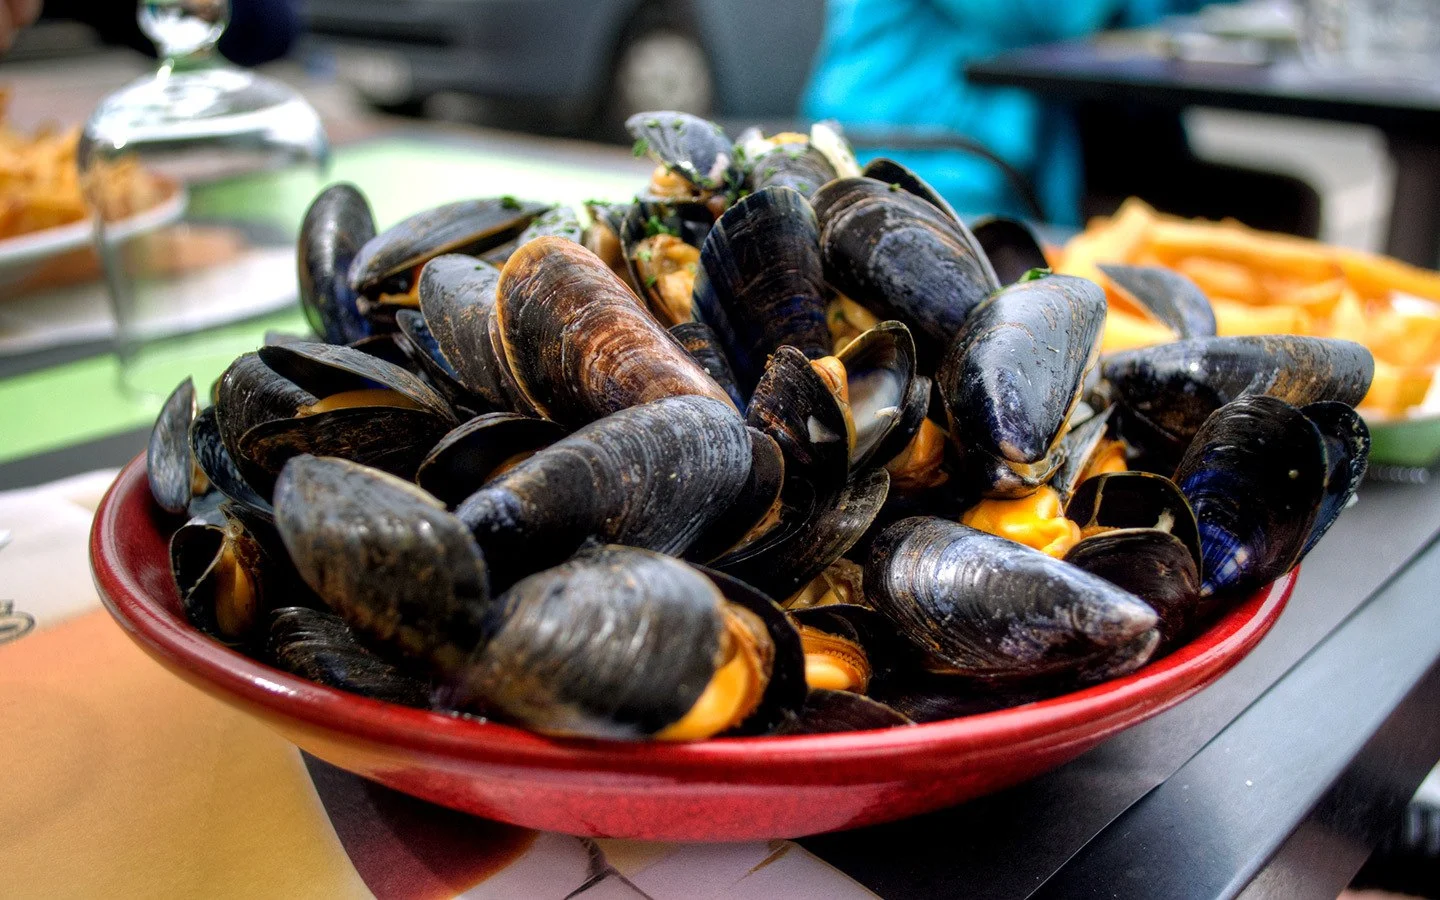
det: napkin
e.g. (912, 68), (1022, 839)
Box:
(0, 471), (873, 899)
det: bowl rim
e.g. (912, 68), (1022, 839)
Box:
(91, 454), (1292, 779)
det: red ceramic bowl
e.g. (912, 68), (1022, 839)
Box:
(91, 455), (1293, 841)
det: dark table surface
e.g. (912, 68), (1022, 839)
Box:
(3, 427), (1439, 898)
(965, 40), (1440, 136)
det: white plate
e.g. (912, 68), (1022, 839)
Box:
(0, 187), (188, 277)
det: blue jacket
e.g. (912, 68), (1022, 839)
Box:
(803, 0), (1179, 225)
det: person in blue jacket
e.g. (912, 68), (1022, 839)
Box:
(803, 0), (1208, 227)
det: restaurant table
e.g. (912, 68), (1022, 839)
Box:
(4, 122), (1440, 898)
(966, 39), (1440, 268)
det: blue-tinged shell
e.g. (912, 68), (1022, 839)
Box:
(298, 183), (375, 345)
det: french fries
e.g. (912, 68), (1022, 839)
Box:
(1058, 198), (1440, 419)
(0, 90), (171, 241)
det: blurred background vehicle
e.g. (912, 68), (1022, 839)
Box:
(300, 0), (825, 136)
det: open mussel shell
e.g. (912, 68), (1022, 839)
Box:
(939, 274), (1106, 495)
(692, 186), (831, 391)
(1099, 263), (1216, 340)
(497, 237), (736, 424)
(274, 455), (494, 674)
(1300, 401), (1371, 556)
(191, 406), (271, 518)
(516, 205), (583, 244)
(1101, 335), (1374, 466)
(445, 545), (802, 740)
(1065, 470), (1202, 569)
(626, 110), (739, 193)
(229, 342), (459, 490)
(623, 196), (714, 257)
(457, 395), (755, 588)
(394, 309), (484, 417)
(970, 216), (1049, 286)
(147, 377), (205, 515)
(774, 690), (914, 735)
(813, 176), (999, 366)
(348, 196), (550, 298)
(837, 320), (916, 469)
(298, 183), (375, 344)
(741, 130), (838, 198)
(860, 158), (961, 223)
(215, 352), (318, 482)
(416, 255), (534, 415)
(746, 345), (852, 488)
(865, 517), (1159, 680)
(416, 413), (567, 508)
(670, 321), (744, 409)
(713, 467), (890, 603)
(269, 607), (431, 707)
(170, 507), (303, 644)
(1175, 395), (1327, 598)
(1064, 530), (1200, 646)
(1050, 405), (1116, 503)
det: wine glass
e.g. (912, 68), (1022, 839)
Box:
(79, 0), (329, 402)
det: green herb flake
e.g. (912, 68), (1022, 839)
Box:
(1020, 267), (1053, 282)
(644, 215), (677, 238)
(637, 248), (653, 262)
(632, 137), (650, 158)
(500, 195), (521, 210)
(888, 183), (901, 192)
(645, 273), (659, 287)
(645, 117), (661, 128)
(672, 119), (685, 131)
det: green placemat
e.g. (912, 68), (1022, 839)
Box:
(0, 136), (647, 464)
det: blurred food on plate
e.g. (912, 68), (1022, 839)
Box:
(1059, 198), (1440, 420)
(0, 88), (172, 240)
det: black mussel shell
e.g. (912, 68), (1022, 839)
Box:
(298, 183), (375, 344)
(239, 406), (455, 492)
(1099, 263), (1216, 340)
(416, 255), (530, 414)
(939, 274), (1105, 489)
(1050, 405), (1116, 503)
(774, 690), (914, 734)
(814, 176), (999, 367)
(148, 377), (203, 514)
(860, 158), (961, 223)
(170, 509), (302, 644)
(517, 205), (583, 244)
(1174, 396), (1327, 598)
(457, 395), (755, 588)
(393, 309), (485, 418)
(865, 517), (1158, 679)
(346, 333), (414, 370)
(970, 216), (1049, 286)
(274, 455), (493, 673)
(871, 373), (934, 473)
(670, 321), (744, 410)
(416, 413), (567, 508)
(269, 607), (430, 707)
(1300, 401), (1370, 556)
(626, 110), (740, 193)
(444, 546), (732, 738)
(191, 406), (271, 518)
(838, 320), (916, 468)
(257, 341), (455, 421)
(348, 196), (550, 295)
(713, 467), (889, 603)
(693, 186), (831, 391)
(746, 345), (852, 489)
(1102, 335), (1374, 466)
(1065, 470), (1202, 570)
(685, 427), (786, 563)
(497, 237), (737, 425)
(745, 136), (837, 199)
(215, 352), (318, 481)
(1064, 530), (1200, 646)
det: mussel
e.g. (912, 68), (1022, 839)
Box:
(814, 176), (1000, 365)
(626, 110), (741, 195)
(496, 237), (736, 424)
(298, 183), (375, 344)
(1099, 263), (1217, 340)
(456, 395), (756, 586)
(147, 377), (207, 515)
(269, 607), (430, 706)
(939, 273), (1106, 497)
(866, 517), (1159, 680)
(443, 545), (805, 740)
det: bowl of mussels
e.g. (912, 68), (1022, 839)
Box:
(91, 112), (1374, 841)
